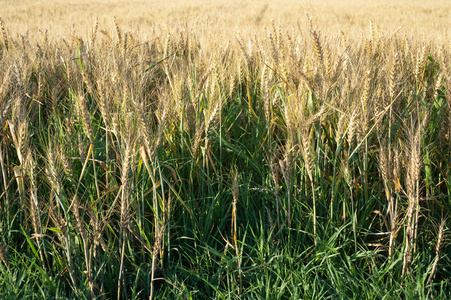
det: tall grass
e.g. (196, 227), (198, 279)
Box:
(0, 15), (450, 299)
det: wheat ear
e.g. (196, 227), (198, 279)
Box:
(402, 121), (423, 277)
(117, 140), (132, 300)
(427, 218), (446, 285)
(0, 18), (8, 51)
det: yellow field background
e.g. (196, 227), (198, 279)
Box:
(2, 0), (450, 39)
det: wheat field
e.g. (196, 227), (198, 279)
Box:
(0, 0), (450, 299)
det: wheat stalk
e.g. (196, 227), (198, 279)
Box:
(0, 18), (8, 51)
(230, 169), (242, 294)
(389, 51), (399, 99)
(236, 36), (251, 66)
(0, 67), (12, 125)
(402, 120), (423, 276)
(306, 12), (323, 73)
(414, 43), (427, 83)
(150, 223), (167, 300)
(77, 94), (94, 143)
(134, 100), (155, 161)
(113, 16), (122, 46)
(26, 149), (46, 266)
(117, 139), (132, 300)
(46, 140), (79, 293)
(0, 241), (9, 274)
(427, 218), (446, 286)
